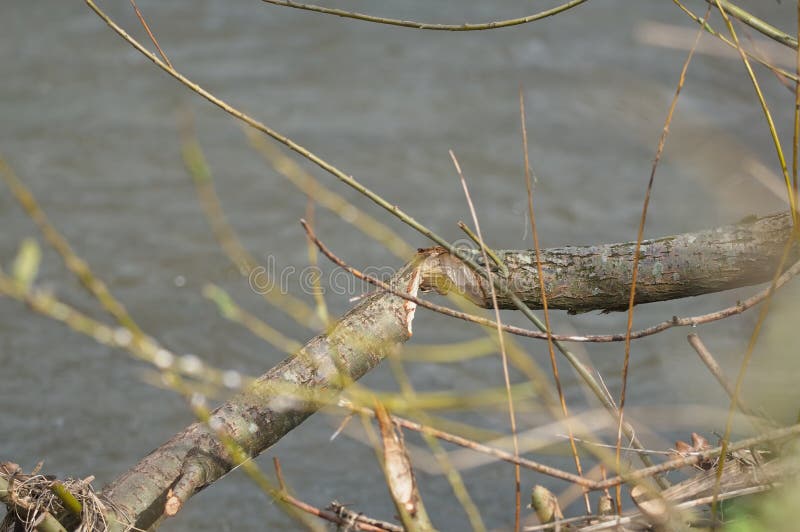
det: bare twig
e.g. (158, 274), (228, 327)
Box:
(713, 0), (797, 226)
(342, 400), (800, 492)
(520, 88), (589, 513)
(687, 333), (756, 417)
(795, 2), (800, 212)
(673, 1), (798, 83)
(617, 12), (706, 504)
(450, 150), (521, 531)
(129, 0), (172, 67)
(341, 400), (597, 488)
(261, 0), (590, 31)
(304, 201), (331, 326)
(328, 501), (403, 532)
(271, 459), (394, 531)
(704, 0), (798, 50)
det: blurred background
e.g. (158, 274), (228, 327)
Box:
(1, 1), (798, 529)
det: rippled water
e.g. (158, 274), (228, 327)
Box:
(1, 1), (797, 529)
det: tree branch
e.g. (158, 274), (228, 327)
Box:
(100, 258), (427, 531)
(424, 212), (797, 313)
(95, 212), (799, 529)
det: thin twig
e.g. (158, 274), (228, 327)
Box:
(340, 400), (597, 488)
(795, 1), (800, 214)
(261, 0), (590, 31)
(616, 10), (706, 506)
(303, 200), (331, 326)
(273, 458), (288, 492)
(673, 1), (798, 83)
(686, 333), (756, 418)
(271, 459), (395, 531)
(449, 150), (521, 532)
(520, 88), (590, 513)
(704, 0), (798, 50)
(327, 501), (403, 532)
(85, 0), (480, 269)
(713, 0), (797, 226)
(129, 0), (172, 67)
(457, 221), (508, 276)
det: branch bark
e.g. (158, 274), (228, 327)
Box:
(101, 259), (425, 531)
(98, 213), (796, 529)
(422, 212), (797, 313)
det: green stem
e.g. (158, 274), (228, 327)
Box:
(706, 0), (798, 50)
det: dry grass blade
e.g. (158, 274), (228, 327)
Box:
(704, 0), (798, 50)
(673, 1), (799, 83)
(713, 0), (797, 226)
(129, 0), (172, 67)
(615, 7), (706, 509)
(795, 2), (800, 210)
(449, 150), (522, 531)
(520, 88), (589, 513)
(303, 200), (331, 326)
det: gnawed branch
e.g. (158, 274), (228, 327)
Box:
(422, 212), (797, 313)
(98, 257), (428, 531)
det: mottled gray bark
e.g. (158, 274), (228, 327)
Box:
(422, 212), (797, 313)
(102, 260), (423, 531)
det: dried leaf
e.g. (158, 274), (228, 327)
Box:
(691, 432), (710, 452)
(375, 401), (417, 516)
(673, 432), (714, 469)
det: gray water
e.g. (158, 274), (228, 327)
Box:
(2, 1), (798, 530)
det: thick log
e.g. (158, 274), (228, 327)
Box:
(101, 260), (424, 531)
(421, 212), (797, 313)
